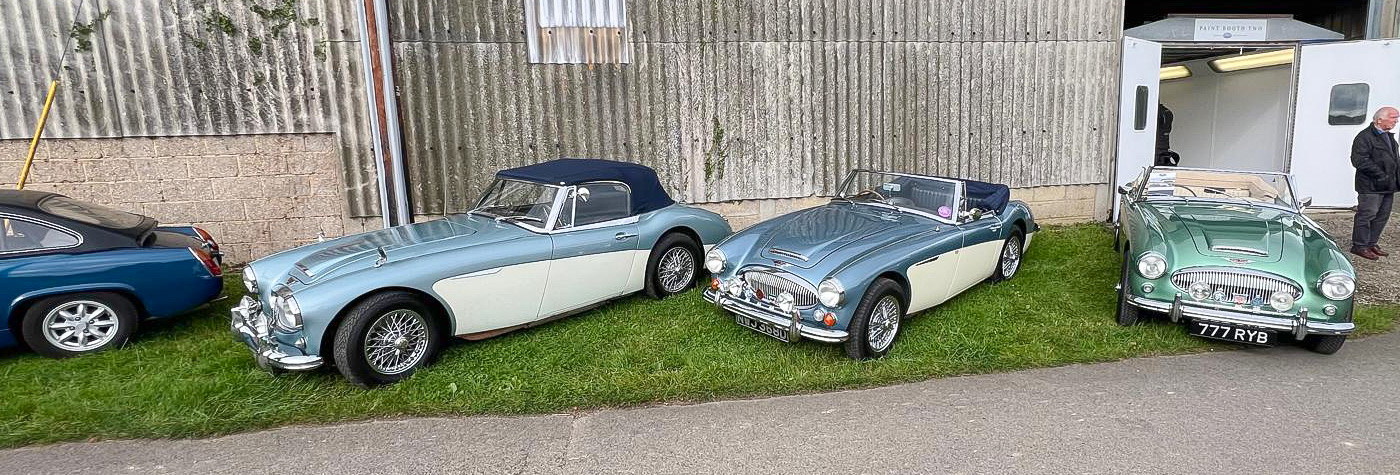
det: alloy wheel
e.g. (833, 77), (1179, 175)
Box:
(42, 300), (120, 352)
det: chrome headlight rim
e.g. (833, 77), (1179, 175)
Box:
(1268, 290), (1296, 312)
(242, 266), (258, 293)
(817, 278), (845, 308)
(1136, 251), (1168, 280)
(1318, 271), (1355, 301)
(270, 287), (303, 331)
(704, 249), (727, 274)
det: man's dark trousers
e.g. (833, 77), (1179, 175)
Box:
(1354, 193), (1395, 251)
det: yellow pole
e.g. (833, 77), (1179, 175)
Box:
(16, 80), (60, 190)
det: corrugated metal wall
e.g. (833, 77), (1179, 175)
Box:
(0, 0), (383, 216)
(392, 0), (1125, 216)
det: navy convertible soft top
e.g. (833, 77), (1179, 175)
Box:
(496, 159), (676, 215)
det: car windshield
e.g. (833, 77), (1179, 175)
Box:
(470, 179), (560, 226)
(38, 195), (147, 229)
(837, 170), (958, 220)
(1140, 169), (1296, 209)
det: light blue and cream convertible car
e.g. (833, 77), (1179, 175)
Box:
(233, 159), (731, 386)
(703, 170), (1037, 360)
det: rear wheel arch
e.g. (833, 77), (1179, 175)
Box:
(8, 288), (147, 349)
(320, 287), (452, 364)
(657, 226), (703, 251)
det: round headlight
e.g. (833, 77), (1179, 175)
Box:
(817, 279), (845, 308)
(1136, 252), (1168, 279)
(1319, 272), (1355, 301)
(1269, 291), (1295, 312)
(273, 293), (303, 330)
(242, 266), (258, 293)
(1188, 281), (1212, 301)
(704, 249), (726, 274)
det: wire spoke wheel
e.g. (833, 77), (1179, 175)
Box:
(363, 309), (430, 375)
(42, 300), (120, 352)
(657, 246), (696, 293)
(866, 296), (901, 352)
(1001, 238), (1022, 278)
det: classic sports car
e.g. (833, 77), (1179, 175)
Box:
(1, 190), (224, 358)
(232, 159), (731, 386)
(1114, 167), (1356, 354)
(703, 170), (1037, 360)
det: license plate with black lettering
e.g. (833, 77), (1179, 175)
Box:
(1188, 321), (1275, 346)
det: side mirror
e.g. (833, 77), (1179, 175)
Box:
(576, 186), (591, 202)
(1117, 184), (1131, 195)
(1299, 197), (1312, 209)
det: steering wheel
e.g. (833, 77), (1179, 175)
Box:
(849, 188), (889, 202)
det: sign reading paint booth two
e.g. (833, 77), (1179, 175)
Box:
(1193, 19), (1269, 42)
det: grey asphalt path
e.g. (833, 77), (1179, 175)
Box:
(5, 333), (1400, 475)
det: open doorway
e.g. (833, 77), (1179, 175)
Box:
(1157, 45), (1297, 172)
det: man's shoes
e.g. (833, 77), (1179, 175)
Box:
(1371, 246), (1390, 257)
(1352, 247), (1381, 261)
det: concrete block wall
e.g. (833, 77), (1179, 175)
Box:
(694, 184), (1112, 230)
(0, 134), (348, 265)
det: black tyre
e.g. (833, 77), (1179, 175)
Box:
(332, 291), (444, 387)
(645, 232), (702, 299)
(1115, 249), (1140, 326)
(843, 278), (906, 360)
(1303, 335), (1346, 355)
(20, 292), (138, 358)
(991, 230), (1025, 282)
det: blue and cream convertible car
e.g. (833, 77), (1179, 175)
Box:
(703, 170), (1036, 359)
(233, 159), (731, 386)
(2, 190), (224, 358)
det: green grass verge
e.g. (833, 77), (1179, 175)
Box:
(0, 224), (1394, 447)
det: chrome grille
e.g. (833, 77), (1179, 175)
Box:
(1171, 267), (1302, 302)
(743, 270), (819, 308)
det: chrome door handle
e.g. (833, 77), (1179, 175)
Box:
(990, 225), (1001, 233)
(615, 232), (638, 241)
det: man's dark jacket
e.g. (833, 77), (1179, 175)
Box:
(1351, 125), (1400, 193)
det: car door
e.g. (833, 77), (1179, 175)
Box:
(537, 182), (640, 318)
(948, 187), (1005, 296)
(904, 232), (963, 314)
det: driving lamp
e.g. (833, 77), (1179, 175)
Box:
(777, 292), (796, 314)
(818, 279), (845, 308)
(1188, 281), (1212, 301)
(1318, 272), (1355, 301)
(1137, 252), (1168, 279)
(705, 249), (726, 274)
(1268, 291), (1295, 312)
(242, 266), (259, 293)
(726, 278), (745, 297)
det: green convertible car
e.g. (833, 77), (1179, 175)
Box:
(1114, 167), (1356, 354)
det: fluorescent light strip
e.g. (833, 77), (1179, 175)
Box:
(1159, 65), (1191, 81)
(1209, 49), (1294, 73)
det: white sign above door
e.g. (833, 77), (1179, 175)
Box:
(1193, 19), (1269, 42)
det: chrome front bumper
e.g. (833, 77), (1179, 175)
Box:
(1125, 293), (1354, 340)
(230, 296), (324, 371)
(703, 288), (849, 343)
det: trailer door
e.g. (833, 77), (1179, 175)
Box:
(1113, 37), (1162, 219)
(1290, 39), (1400, 208)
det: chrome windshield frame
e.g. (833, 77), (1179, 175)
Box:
(1133, 166), (1301, 213)
(835, 169), (963, 225)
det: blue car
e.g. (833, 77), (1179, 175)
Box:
(233, 159), (732, 386)
(1, 191), (224, 358)
(703, 170), (1037, 359)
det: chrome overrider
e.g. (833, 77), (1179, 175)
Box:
(702, 282), (849, 343)
(230, 295), (324, 371)
(1123, 291), (1354, 340)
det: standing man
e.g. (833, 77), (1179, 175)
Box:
(1350, 106), (1399, 260)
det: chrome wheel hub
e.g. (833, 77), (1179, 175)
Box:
(1002, 238), (1022, 277)
(658, 246), (696, 293)
(42, 300), (119, 352)
(867, 296), (901, 352)
(364, 309), (430, 375)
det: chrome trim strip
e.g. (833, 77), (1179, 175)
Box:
(1209, 245), (1269, 256)
(703, 288), (848, 343)
(768, 248), (809, 261)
